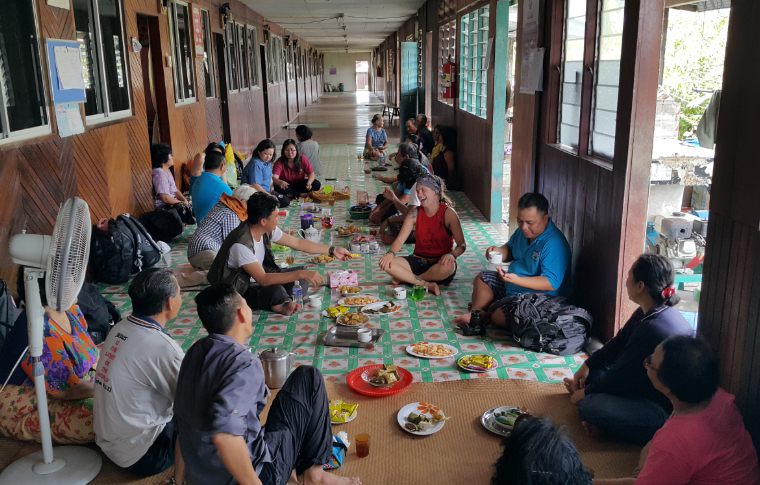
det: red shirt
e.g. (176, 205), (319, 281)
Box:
(635, 388), (760, 485)
(414, 203), (454, 259)
(272, 155), (313, 184)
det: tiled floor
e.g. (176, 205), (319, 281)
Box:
(104, 92), (587, 384)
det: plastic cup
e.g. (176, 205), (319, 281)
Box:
(356, 434), (370, 457)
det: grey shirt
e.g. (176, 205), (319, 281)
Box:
(175, 334), (271, 485)
(297, 140), (322, 177)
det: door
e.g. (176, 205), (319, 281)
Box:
(137, 15), (167, 143)
(215, 33), (231, 142)
(399, 42), (418, 142)
(260, 44), (271, 138)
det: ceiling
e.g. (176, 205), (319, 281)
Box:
(239, 0), (429, 52)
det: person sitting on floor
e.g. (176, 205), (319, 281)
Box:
(186, 142), (225, 190)
(187, 184), (256, 271)
(175, 283), (362, 485)
(384, 134), (431, 174)
(564, 254), (693, 446)
(594, 336), (760, 485)
(240, 139), (290, 208)
(492, 416), (592, 485)
(405, 118), (417, 138)
(272, 139), (322, 199)
(189, 150), (232, 223)
(296, 125), (324, 178)
(416, 114), (435, 154)
(364, 114), (388, 161)
(207, 192), (351, 316)
(431, 126), (457, 183)
(369, 143), (428, 224)
(454, 192), (571, 328)
(94, 268), (186, 482)
(151, 142), (189, 209)
(379, 174), (465, 296)
(0, 271), (98, 444)
(377, 162), (428, 245)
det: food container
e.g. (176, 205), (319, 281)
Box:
(349, 204), (374, 220)
(360, 242), (369, 252)
(326, 270), (359, 289)
(350, 242), (362, 253)
(300, 214), (314, 230)
(322, 327), (385, 348)
(369, 241), (379, 251)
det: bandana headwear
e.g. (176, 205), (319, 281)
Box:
(417, 176), (441, 195)
(661, 285), (676, 300)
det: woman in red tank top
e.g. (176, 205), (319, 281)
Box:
(379, 175), (466, 295)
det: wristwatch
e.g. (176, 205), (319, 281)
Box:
(328, 246), (335, 257)
(387, 249), (396, 256)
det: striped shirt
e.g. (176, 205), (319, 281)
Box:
(187, 202), (242, 260)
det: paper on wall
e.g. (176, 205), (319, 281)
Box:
(47, 0), (70, 10)
(54, 46), (86, 91)
(519, 47), (544, 95)
(55, 103), (85, 137)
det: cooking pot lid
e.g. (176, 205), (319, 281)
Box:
(259, 347), (289, 360)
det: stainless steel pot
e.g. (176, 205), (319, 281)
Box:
(258, 347), (296, 389)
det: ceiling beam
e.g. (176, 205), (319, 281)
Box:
(665, 0), (701, 7)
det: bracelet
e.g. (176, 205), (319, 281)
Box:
(328, 246), (335, 257)
(387, 250), (396, 256)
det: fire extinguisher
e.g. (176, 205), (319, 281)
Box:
(442, 59), (456, 99)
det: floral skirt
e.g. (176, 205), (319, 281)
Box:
(0, 385), (95, 444)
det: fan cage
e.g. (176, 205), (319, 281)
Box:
(46, 198), (91, 311)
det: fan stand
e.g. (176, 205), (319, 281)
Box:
(0, 270), (102, 484)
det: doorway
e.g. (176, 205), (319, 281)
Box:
(260, 44), (271, 138)
(136, 14), (166, 143)
(355, 60), (369, 91)
(214, 33), (232, 143)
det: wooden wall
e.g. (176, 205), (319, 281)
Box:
(698, 0), (760, 451)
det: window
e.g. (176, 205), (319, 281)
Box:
(558, 0), (587, 148)
(590, 0), (624, 159)
(0, 0), (49, 142)
(247, 27), (259, 88)
(438, 20), (456, 106)
(459, 6), (489, 118)
(236, 23), (249, 90)
(201, 9), (215, 98)
(225, 23), (239, 91)
(169, 1), (196, 104)
(267, 35), (283, 84)
(286, 44), (295, 82)
(438, 0), (456, 22)
(73, 0), (131, 119)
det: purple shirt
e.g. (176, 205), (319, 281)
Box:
(152, 168), (179, 209)
(175, 334), (271, 485)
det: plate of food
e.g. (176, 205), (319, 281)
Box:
(456, 354), (499, 373)
(309, 255), (335, 264)
(360, 301), (400, 316)
(338, 296), (381, 307)
(491, 406), (530, 430)
(397, 402), (449, 435)
(346, 364), (413, 397)
(322, 305), (349, 318)
(481, 408), (510, 437)
(361, 364), (402, 388)
(338, 285), (363, 296)
(329, 400), (358, 425)
(406, 342), (459, 359)
(335, 225), (363, 236)
(336, 312), (369, 326)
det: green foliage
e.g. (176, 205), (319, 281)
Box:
(662, 9), (729, 139)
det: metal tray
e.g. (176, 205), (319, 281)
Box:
(481, 408), (511, 437)
(321, 327), (385, 348)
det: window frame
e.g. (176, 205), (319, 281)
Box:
(459, 6), (490, 119)
(168, 0), (197, 106)
(201, 8), (215, 99)
(235, 22), (249, 91)
(246, 26), (259, 89)
(556, 0), (588, 152)
(224, 21), (239, 93)
(77, 0), (133, 124)
(438, 20), (456, 106)
(268, 35), (283, 85)
(0, 0), (52, 143)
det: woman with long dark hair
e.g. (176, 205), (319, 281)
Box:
(432, 126), (457, 182)
(240, 139), (289, 208)
(564, 254), (693, 446)
(272, 139), (321, 198)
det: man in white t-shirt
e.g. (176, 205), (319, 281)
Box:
(208, 192), (353, 316)
(94, 268), (185, 482)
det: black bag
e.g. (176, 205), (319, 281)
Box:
(499, 293), (593, 356)
(139, 208), (183, 243)
(77, 282), (122, 345)
(171, 203), (196, 225)
(0, 279), (20, 350)
(234, 152), (245, 185)
(117, 214), (162, 272)
(90, 219), (135, 284)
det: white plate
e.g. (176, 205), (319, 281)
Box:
(405, 342), (459, 359)
(335, 314), (370, 326)
(331, 410), (357, 425)
(397, 402), (446, 436)
(338, 297), (383, 308)
(456, 354), (500, 373)
(359, 302), (396, 317)
(339, 287), (365, 297)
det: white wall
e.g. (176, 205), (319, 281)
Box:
(323, 53), (371, 92)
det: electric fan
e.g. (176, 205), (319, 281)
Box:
(0, 198), (102, 484)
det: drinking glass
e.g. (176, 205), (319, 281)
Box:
(356, 434), (370, 457)
(411, 285), (426, 301)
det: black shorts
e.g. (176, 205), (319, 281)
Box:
(403, 255), (457, 285)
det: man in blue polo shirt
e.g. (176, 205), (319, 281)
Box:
(189, 150), (232, 223)
(455, 192), (571, 328)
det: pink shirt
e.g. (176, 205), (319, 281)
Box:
(635, 388), (760, 485)
(272, 155), (313, 184)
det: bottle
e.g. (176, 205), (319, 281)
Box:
(292, 280), (303, 307)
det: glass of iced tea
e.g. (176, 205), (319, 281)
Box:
(328, 199), (335, 207)
(355, 434), (370, 457)
(286, 250), (295, 265)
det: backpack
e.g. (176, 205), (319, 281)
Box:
(89, 219), (135, 284)
(233, 151), (245, 185)
(139, 208), (183, 243)
(0, 279), (19, 351)
(117, 214), (162, 272)
(77, 282), (122, 345)
(500, 293), (593, 356)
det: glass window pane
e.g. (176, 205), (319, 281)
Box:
(172, 3), (194, 101)
(226, 23), (238, 90)
(98, 0), (129, 112)
(248, 28), (258, 88)
(73, 0), (104, 116)
(202, 10), (214, 98)
(237, 24), (248, 88)
(0, 0), (48, 133)
(557, 0), (586, 148)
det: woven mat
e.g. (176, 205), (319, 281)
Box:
(0, 380), (639, 483)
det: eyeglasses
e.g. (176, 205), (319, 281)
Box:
(643, 354), (659, 372)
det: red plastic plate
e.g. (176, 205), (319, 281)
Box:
(346, 365), (413, 397)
